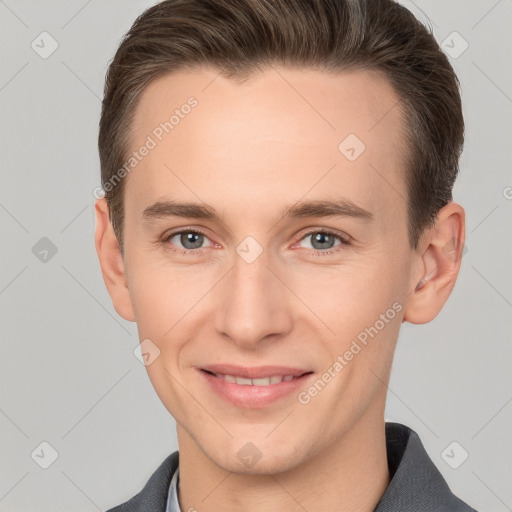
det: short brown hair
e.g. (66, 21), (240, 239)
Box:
(98, 0), (464, 256)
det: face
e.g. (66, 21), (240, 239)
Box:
(103, 66), (424, 473)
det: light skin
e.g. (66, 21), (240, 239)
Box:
(95, 65), (465, 511)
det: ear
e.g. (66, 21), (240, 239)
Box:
(94, 198), (136, 322)
(402, 201), (466, 324)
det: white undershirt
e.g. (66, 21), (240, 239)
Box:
(165, 465), (181, 512)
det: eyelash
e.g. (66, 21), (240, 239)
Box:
(160, 227), (351, 257)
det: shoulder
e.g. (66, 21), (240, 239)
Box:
(105, 450), (179, 512)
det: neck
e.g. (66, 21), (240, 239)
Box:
(176, 407), (390, 512)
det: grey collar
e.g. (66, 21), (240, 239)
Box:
(107, 423), (478, 512)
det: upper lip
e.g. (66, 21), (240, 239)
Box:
(200, 364), (312, 379)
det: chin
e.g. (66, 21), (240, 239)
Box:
(208, 441), (306, 476)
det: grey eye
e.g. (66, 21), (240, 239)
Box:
(300, 232), (342, 251)
(169, 231), (209, 250)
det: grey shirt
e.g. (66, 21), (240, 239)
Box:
(106, 422), (478, 512)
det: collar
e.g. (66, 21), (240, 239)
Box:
(165, 465), (180, 512)
(108, 422), (477, 511)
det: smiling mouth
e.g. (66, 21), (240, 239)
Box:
(201, 369), (313, 386)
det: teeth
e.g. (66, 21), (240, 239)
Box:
(215, 373), (299, 386)
(252, 377), (271, 386)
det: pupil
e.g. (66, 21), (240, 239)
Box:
(182, 232), (202, 249)
(313, 232), (333, 249)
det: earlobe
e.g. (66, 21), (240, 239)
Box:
(94, 198), (136, 322)
(402, 202), (465, 325)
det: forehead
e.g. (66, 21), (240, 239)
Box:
(126, 66), (408, 231)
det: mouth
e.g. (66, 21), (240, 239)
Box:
(198, 365), (315, 408)
(201, 369), (313, 386)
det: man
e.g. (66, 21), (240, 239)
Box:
(95, 0), (477, 510)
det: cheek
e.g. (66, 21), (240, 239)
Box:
(125, 268), (178, 350)
(289, 261), (399, 335)
(126, 257), (215, 341)
(129, 278), (172, 337)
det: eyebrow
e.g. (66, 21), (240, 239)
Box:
(141, 198), (374, 225)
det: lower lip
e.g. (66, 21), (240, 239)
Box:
(200, 370), (314, 409)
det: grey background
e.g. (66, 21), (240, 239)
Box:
(0, 1), (511, 510)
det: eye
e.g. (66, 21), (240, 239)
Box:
(160, 227), (350, 257)
(294, 229), (350, 256)
(162, 228), (214, 255)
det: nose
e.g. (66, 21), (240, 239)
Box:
(214, 248), (293, 350)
